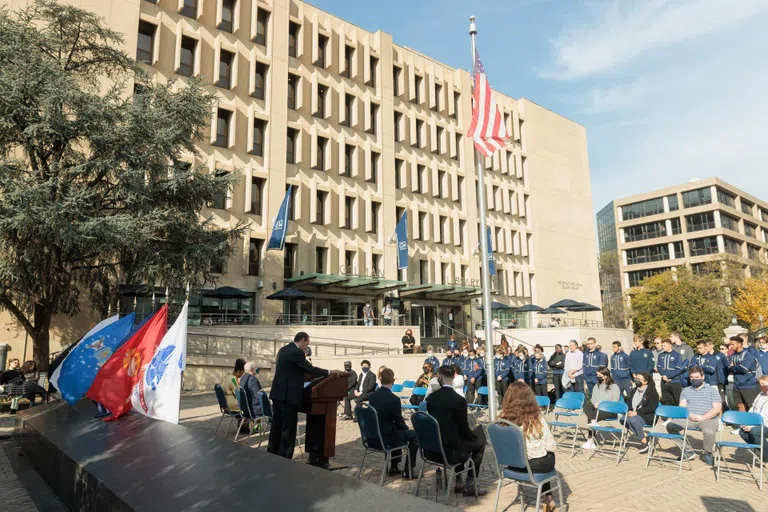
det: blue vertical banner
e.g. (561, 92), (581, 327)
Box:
(267, 185), (292, 251)
(395, 211), (409, 270)
(486, 226), (497, 276)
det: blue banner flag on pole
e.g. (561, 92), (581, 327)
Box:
(267, 185), (292, 251)
(57, 313), (136, 405)
(486, 227), (496, 276)
(395, 211), (408, 270)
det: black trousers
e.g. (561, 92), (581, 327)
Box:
(508, 452), (556, 492)
(496, 379), (508, 401)
(467, 379), (482, 404)
(660, 381), (682, 406)
(267, 401), (300, 459)
(534, 383), (548, 397)
(456, 426), (487, 480)
(583, 402), (618, 437)
(305, 412), (327, 462)
(344, 391), (369, 417)
(390, 429), (418, 472)
(552, 374), (564, 401)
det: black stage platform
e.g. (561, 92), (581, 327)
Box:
(14, 401), (450, 511)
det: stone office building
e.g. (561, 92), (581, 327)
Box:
(0, 0), (601, 350)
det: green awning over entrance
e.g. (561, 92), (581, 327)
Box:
(284, 273), (406, 295)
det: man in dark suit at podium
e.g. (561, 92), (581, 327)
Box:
(268, 332), (334, 459)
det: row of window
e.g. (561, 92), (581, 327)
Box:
(621, 186), (768, 222)
(624, 212), (765, 241)
(626, 242), (684, 265)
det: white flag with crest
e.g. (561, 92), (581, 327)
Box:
(131, 302), (188, 424)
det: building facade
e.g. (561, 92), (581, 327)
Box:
(598, 178), (768, 298)
(0, 0), (600, 353)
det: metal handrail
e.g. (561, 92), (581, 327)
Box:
(436, 319), (472, 343)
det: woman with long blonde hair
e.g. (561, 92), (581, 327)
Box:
(498, 381), (559, 511)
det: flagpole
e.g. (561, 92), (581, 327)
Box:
(469, 15), (498, 421)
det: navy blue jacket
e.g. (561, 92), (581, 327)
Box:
(583, 349), (608, 382)
(629, 348), (654, 375)
(465, 357), (485, 381)
(511, 357), (528, 382)
(459, 355), (473, 374)
(442, 356), (459, 368)
(424, 355), (440, 370)
(531, 357), (548, 383)
(711, 352), (727, 384)
(610, 351), (632, 381)
(657, 351), (684, 384)
(756, 350), (768, 376)
(446, 339), (459, 352)
(692, 353), (718, 386)
(493, 356), (510, 381)
(729, 350), (758, 388)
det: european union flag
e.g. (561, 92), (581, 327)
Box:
(395, 211), (408, 270)
(486, 227), (496, 276)
(57, 313), (136, 405)
(267, 185), (292, 251)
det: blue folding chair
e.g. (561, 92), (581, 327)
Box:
(535, 396), (551, 409)
(715, 411), (765, 489)
(488, 420), (564, 512)
(355, 404), (412, 485)
(254, 391), (272, 447)
(401, 380), (417, 388)
(402, 387), (427, 412)
(587, 401), (629, 465)
(645, 405), (691, 474)
(549, 397), (586, 458)
(468, 386), (489, 408)
(391, 383), (404, 393)
(555, 392), (584, 421)
(235, 387), (256, 442)
(411, 411), (478, 503)
(213, 384), (243, 436)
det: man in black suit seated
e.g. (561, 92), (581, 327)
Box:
(425, 365), (488, 497)
(267, 332), (337, 459)
(338, 360), (357, 418)
(343, 359), (376, 421)
(366, 368), (418, 478)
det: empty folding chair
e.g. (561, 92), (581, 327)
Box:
(234, 387), (256, 442)
(488, 419), (564, 512)
(535, 395), (551, 411)
(715, 411), (765, 489)
(645, 405), (691, 474)
(402, 387), (427, 413)
(355, 404), (412, 485)
(549, 397), (586, 458)
(555, 392), (584, 421)
(587, 401), (629, 465)
(254, 391), (273, 447)
(213, 383), (243, 436)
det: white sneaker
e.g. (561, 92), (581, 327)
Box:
(589, 420), (598, 426)
(661, 420), (670, 427)
(582, 439), (596, 450)
(730, 429), (740, 436)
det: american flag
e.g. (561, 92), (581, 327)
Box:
(467, 49), (510, 157)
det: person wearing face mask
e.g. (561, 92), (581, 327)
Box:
(531, 345), (548, 397)
(665, 366), (722, 466)
(339, 361), (358, 419)
(623, 372), (659, 453)
(609, 341), (632, 398)
(401, 329), (415, 354)
(239, 361), (264, 420)
(465, 350), (484, 404)
(511, 348), (529, 384)
(755, 337), (768, 378)
(547, 344), (565, 400)
(493, 348), (511, 400)
(442, 350), (456, 368)
(424, 345), (440, 371)
(581, 366), (620, 450)
(738, 374), (768, 463)
(343, 360), (376, 421)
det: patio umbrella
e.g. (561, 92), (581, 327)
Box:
(267, 287), (311, 324)
(566, 302), (601, 312)
(202, 286), (252, 299)
(514, 304), (544, 312)
(549, 299), (582, 309)
(538, 307), (567, 315)
(477, 301), (512, 310)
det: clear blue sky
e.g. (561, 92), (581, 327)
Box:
(310, 0), (768, 212)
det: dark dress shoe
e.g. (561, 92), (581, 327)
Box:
(388, 466), (401, 476)
(462, 486), (488, 497)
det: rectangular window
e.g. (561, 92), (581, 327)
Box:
(214, 109), (231, 147)
(286, 128), (297, 164)
(438, 170), (446, 198)
(251, 118), (266, 156)
(343, 45), (354, 77)
(368, 103), (378, 135)
(724, 237), (741, 256)
(180, 0), (197, 18)
(372, 254), (382, 275)
(682, 187), (712, 208)
(459, 219), (466, 246)
(414, 75), (422, 104)
(286, 184), (297, 220)
(345, 250), (355, 271)
(685, 212), (715, 232)
(667, 194), (679, 212)
(436, 127), (443, 154)
(316, 247), (327, 273)
(415, 120), (423, 148)
(219, 0), (235, 33)
(454, 133), (461, 161)
(210, 259), (224, 274)
(395, 159), (404, 189)
(254, 8), (269, 45)
(434, 83), (441, 111)
(419, 260), (429, 284)
(370, 202), (380, 233)
(217, 50), (234, 89)
(315, 247), (328, 274)
(315, 191), (326, 224)
(284, 243), (296, 279)
(441, 262), (450, 284)
(253, 62), (268, 100)
(418, 212), (427, 241)
(343, 94), (354, 127)
(211, 171), (228, 210)
(624, 221), (667, 242)
(250, 177), (264, 215)
(136, 21), (156, 64)
(288, 22), (299, 58)
(393, 66), (401, 96)
(178, 36), (197, 77)
(670, 217), (682, 235)
(628, 268), (669, 288)
(417, 165), (425, 193)
(720, 213), (739, 232)
(763, 209), (768, 223)
(457, 177), (464, 206)
(345, 196), (354, 229)
(344, 144), (354, 176)
(369, 151), (379, 183)
(248, 238), (263, 276)
(717, 188), (735, 208)
(440, 215), (448, 243)
(287, 74), (298, 110)
(368, 56), (378, 86)
(748, 244), (760, 261)
(315, 84), (326, 118)
(689, 236), (719, 256)
(626, 244), (671, 265)
(745, 223), (757, 238)
(673, 241), (684, 259)
(741, 199), (754, 216)
(317, 34), (327, 68)
(394, 112), (402, 141)
(315, 136), (327, 170)
(453, 92), (460, 120)
(621, 197), (664, 220)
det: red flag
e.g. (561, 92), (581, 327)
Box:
(467, 49), (510, 157)
(87, 305), (168, 420)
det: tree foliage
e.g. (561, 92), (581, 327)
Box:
(628, 268), (731, 345)
(733, 278), (768, 331)
(0, 0), (244, 367)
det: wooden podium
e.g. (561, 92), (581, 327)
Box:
(302, 372), (349, 461)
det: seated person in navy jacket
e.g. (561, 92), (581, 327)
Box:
(366, 368), (418, 478)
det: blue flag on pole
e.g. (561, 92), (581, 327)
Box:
(267, 185), (292, 251)
(57, 313), (136, 405)
(395, 211), (408, 270)
(486, 227), (496, 276)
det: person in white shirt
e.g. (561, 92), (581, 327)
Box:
(382, 303), (393, 326)
(563, 339), (584, 393)
(426, 364), (466, 398)
(492, 317), (501, 330)
(739, 374), (768, 462)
